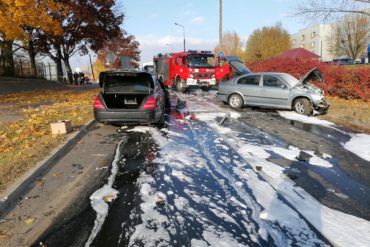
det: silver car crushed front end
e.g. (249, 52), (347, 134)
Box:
(295, 83), (330, 114)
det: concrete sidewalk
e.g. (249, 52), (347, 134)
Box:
(0, 123), (120, 247)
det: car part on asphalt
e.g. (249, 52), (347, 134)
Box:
(218, 113), (230, 125)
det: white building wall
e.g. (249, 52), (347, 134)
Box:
(292, 10), (370, 62)
(291, 24), (334, 62)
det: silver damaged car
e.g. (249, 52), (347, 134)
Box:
(217, 67), (330, 115)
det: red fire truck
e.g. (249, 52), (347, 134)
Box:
(154, 50), (217, 92)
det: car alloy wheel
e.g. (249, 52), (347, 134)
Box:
(228, 94), (243, 109)
(294, 98), (311, 115)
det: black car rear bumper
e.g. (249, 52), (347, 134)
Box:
(94, 109), (159, 124)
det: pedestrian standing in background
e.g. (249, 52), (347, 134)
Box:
(79, 72), (85, 85)
(73, 72), (79, 85)
(68, 71), (73, 85)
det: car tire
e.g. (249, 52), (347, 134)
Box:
(175, 78), (186, 93)
(294, 98), (311, 115)
(155, 103), (166, 126)
(228, 94), (243, 109)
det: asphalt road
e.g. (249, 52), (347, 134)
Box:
(0, 123), (121, 247)
(9, 90), (369, 247)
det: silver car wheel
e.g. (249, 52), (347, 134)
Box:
(295, 101), (305, 114)
(294, 98), (311, 115)
(228, 94), (243, 109)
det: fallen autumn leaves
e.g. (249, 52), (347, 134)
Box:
(0, 88), (99, 192)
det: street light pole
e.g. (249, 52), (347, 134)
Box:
(175, 22), (186, 52)
(89, 54), (96, 82)
(219, 0), (222, 51)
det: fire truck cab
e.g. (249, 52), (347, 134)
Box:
(154, 50), (217, 92)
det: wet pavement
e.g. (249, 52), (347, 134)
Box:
(38, 90), (370, 247)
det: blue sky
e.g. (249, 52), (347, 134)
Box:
(71, 0), (307, 69)
(119, 0), (304, 62)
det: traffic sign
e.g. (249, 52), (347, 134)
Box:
(217, 51), (225, 57)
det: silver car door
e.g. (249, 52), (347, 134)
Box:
(236, 75), (261, 104)
(260, 75), (290, 107)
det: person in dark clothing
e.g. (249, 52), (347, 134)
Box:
(67, 71), (73, 85)
(79, 72), (85, 85)
(73, 72), (79, 85)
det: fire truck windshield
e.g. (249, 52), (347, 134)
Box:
(187, 55), (215, 68)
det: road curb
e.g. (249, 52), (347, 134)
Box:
(0, 119), (96, 213)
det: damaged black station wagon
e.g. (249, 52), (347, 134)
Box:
(93, 70), (167, 125)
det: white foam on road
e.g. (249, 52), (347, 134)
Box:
(85, 140), (123, 247)
(343, 133), (370, 161)
(278, 111), (370, 162)
(127, 126), (257, 246)
(277, 111), (335, 127)
(128, 175), (171, 246)
(199, 111), (370, 247)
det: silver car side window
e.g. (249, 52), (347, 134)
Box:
(237, 75), (260, 86)
(263, 75), (284, 88)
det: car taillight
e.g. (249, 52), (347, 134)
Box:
(93, 96), (105, 109)
(141, 96), (156, 109)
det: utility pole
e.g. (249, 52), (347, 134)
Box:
(175, 22), (186, 52)
(219, 0), (223, 51)
(89, 54), (96, 82)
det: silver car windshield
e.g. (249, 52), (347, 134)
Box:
(279, 73), (299, 87)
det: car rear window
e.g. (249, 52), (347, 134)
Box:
(103, 73), (154, 94)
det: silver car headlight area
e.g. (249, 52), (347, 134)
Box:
(311, 94), (324, 103)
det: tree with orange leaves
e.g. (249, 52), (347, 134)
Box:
(94, 30), (140, 76)
(0, 0), (62, 75)
(245, 24), (292, 63)
(214, 31), (246, 61)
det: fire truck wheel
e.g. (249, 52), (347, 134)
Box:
(176, 80), (186, 93)
(228, 94), (243, 109)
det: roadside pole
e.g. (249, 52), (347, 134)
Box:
(89, 54), (96, 82)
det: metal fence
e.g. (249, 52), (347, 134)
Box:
(0, 57), (46, 78)
(43, 63), (59, 81)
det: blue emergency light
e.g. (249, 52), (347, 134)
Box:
(188, 50), (212, 54)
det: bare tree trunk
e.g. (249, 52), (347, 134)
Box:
(63, 57), (73, 84)
(1, 40), (15, 76)
(47, 46), (64, 83)
(28, 40), (37, 77)
(56, 48), (64, 83)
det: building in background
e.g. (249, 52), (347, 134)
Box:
(291, 24), (334, 62)
(292, 10), (370, 63)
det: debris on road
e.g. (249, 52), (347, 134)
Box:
(296, 151), (313, 162)
(52, 172), (63, 177)
(156, 193), (166, 206)
(24, 218), (35, 225)
(218, 113), (230, 125)
(103, 194), (117, 203)
(34, 178), (45, 186)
